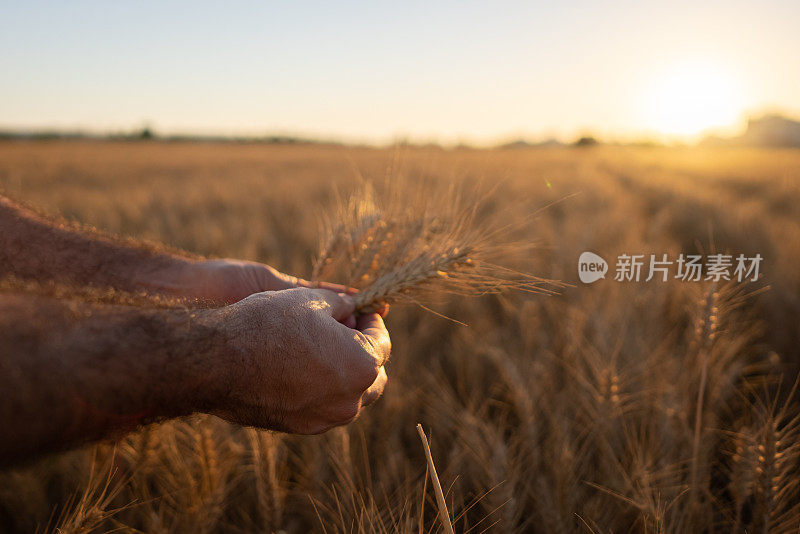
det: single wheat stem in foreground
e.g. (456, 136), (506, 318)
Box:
(689, 284), (719, 509)
(416, 424), (455, 534)
(314, 182), (558, 314)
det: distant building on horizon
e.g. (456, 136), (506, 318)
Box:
(702, 114), (800, 148)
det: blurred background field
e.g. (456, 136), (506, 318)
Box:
(1, 140), (799, 532)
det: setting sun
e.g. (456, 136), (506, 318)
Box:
(643, 62), (745, 139)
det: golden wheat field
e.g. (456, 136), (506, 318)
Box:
(1, 140), (800, 533)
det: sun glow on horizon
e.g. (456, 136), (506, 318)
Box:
(642, 62), (745, 140)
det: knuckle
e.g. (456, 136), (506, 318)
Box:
(331, 401), (360, 425)
(380, 333), (392, 357)
(355, 330), (390, 365)
(353, 330), (375, 354)
(349, 361), (380, 391)
(341, 339), (380, 389)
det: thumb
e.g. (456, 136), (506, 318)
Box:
(309, 289), (355, 323)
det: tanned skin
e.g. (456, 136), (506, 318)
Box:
(0, 195), (389, 467)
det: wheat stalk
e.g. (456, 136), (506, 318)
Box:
(417, 424), (455, 534)
(313, 181), (558, 315)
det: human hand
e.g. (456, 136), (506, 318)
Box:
(169, 258), (352, 306)
(204, 288), (390, 434)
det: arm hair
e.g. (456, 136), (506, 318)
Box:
(0, 290), (225, 467)
(0, 194), (193, 293)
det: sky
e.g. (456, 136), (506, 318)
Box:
(1, 1), (799, 145)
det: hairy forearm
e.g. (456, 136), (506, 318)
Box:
(0, 195), (193, 293)
(0, 292), (224, 466)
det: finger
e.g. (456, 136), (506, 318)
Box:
(251, 264), (297, 291)
(310, 289), (356, 323)
(344, 314), (357, 329)
(297, 279), (358, 295)
(361, 366), (387, 407)
(267, 271), (297, 290)
(356, 313), (391, 366)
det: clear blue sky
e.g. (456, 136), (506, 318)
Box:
(2, 1), (799, 144)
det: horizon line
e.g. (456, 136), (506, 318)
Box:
(2, 110), (799, 149)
